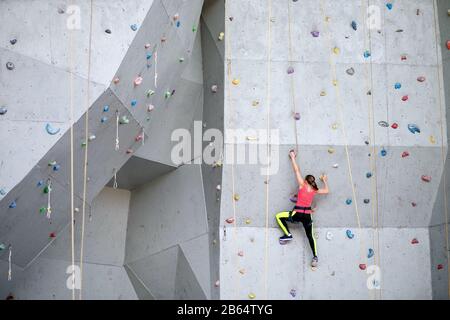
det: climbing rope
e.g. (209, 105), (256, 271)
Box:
(432, 0), (450, 298)
(263, 0), (273, 301)
(224, 0), (244, 299)
(287, 0), (299, 154)
(46, 178), (52, 219)
(78, 0), (94, 300)
(67, 0), (76, 301)
(115, 109), (120, 151)
(360, 0), (382, 300)
(318, 0), (369, 294)
(7, 245), (12, 281)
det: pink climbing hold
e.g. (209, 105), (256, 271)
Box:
(402, 151), (410, 158)
(294, 113), (301, 120)
(411, 238), (419, 245)
(359, 264), (367, 271)
(135, 134), (144, 142)
(391, 123), (398, 129)
(238, 251), (244, 257)
(402, 95), (409, 102)
(113, 77), (120, 84)
(134, 76), (143, 86)
(226, 217), (235, 224)
(145, 43), (151, 49)
(437, 264), (444, 270)
(417, 76), (426, 82)
(421, 175), (432, 183)
(126, 149), (134, 154)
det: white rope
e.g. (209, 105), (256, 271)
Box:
(115, 110), (120, 151)
(113, 168), (118, 190)
(7, 245), (12, 281)
(154, 51), (158, 88)
(46, 179), (52, 219)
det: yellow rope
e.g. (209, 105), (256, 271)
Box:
(78, 0), (94, 300)
(318, 0), (368, 295)
(360, 0), (382, 300)
(263, 0), (273, 301)
(432, 0), (450, 299)
(224, 0), (241, 299)
(67, 0), (76, 301)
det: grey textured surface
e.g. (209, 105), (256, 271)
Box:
(1, 0), (450, 300)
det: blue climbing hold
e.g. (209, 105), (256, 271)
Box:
(46, 123), (61, 135)
(131, 99), (137, 107)
(394, 83), (401, 89)
(346, 198), (352, 205)
(176, 21), (181, 28)
(0, 188), (6, 196)
(53, 164), (60, 172)
(146, 53), (152, 60)
(101, 117), (108, 123)
(130, 24), (138, 31)
(9, 201), (17, 209)
(386, 3), (393, 10)
(366, 172), (372, 178)
(37, 180), (44, 187)
(363, 50), (371, 58)
(351, 21), (357, 31)
(408, 124), (420, 134)
(103, 105), (110, 112)
(368, 248), (375, 258)
(346, 230), (354, 239)
(381, 149), (387, 157)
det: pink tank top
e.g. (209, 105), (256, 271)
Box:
(295, 185), (316, 214)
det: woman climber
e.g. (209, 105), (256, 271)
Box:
(275, 150), (329, 268)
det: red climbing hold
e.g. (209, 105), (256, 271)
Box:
(391, 123), (398, 129)
(49, 232), (56, 238)
(402, 95), (409, 102)
(402, 151), (410, 158)
(226, 217), (235, 224)
(411, 238), (419, 244)
(446, 40), (450, 50)
(437, 264), (444, 270)
(411, 202), (417, 207)
(359, 264), (367, 271)
(421, 175), (432, 183)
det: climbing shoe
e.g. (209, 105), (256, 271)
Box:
(279, 235), (293, 242)
(311, 256), (319, 268)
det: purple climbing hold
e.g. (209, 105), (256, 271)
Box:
(290, 289), (297, 298)
(294, 113), (301, 120)
(311, 31), (320, 38)
(290, 194), (298, 203)
(287, 66), (295, 74)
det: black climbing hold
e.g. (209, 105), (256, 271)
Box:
(0, 106), (7, 115)
(351, 21), (357, 31)
(364, 199), (370, 204)
(105, 29), (112, 34)
(10, 39), (17, 45)
(6, 62), (15, 70)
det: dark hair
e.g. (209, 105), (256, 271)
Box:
(305, 175), (319, 191)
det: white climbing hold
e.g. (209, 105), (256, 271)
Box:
(218, 32), (225, 41)
(326, 231), (333, 240)
(211, 85), (218, 93)
(46, 123), (61, 135)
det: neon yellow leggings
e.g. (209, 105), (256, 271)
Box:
(275, 211), (317, 257)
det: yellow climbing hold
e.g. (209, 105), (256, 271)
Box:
(245, 219), (251, 225)
(320, 91), (327, 97)
(325, 16), (331, 22)
(252, 100), (259, 107)
(239, 269), (246, 275)
(218, 32), (225, 41)
(248, 293), (256, 299)
(331, 123), (339, 130)
(232, 79), (240, 85)
(333, 80), (338, 86)
(328, 148), (335, 154)
(429, 136), (436, 144)
(333, 47), (340, 55)
(246, 136), (258, 141)
(234, 194), (240, 201)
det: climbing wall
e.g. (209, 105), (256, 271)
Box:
(0, 0), (210, 299)
(219, 0), (449, 299)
